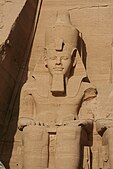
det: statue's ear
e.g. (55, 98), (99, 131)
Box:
(44, 48), (48, 68)
(71, 48), (77, 67)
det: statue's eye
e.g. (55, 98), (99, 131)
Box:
(61, 56), (69, 60)
(49, 56), (57, 60)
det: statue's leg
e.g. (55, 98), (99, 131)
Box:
(55, 126), (82, 169)
(103, 128), (113, 169)
(22, 126), (48, 169)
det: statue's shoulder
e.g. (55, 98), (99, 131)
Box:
(80, 80), (95, 92)
(67, 76), (95, 98)
(20, 79), (35, 96)
(81, 81), (97, 101)
(21, 74), (50, 97)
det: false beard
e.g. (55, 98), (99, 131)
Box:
(51, 72), (65, 96)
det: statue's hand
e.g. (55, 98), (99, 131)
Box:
(78, 119), (93, 126)
(55, 120), (84, 126)
(55, 121), (64, 126)
(18, 117), (36, 130)
(78, 119), (93, 133)
(55, 119), (72, 126)
(63, 119), (93, 133)
(36, 121), (45, 126)
(95, 119), (112, 135)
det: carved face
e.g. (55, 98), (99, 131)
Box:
(45, 46), (76, 77)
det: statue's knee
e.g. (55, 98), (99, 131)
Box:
(56, 126), (82, 140)
(23, 126), (48, 142)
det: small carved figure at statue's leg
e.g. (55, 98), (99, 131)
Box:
(22, 126), (49, 169)
(55, 126), (82, 169)
(104, 128), (113, 169)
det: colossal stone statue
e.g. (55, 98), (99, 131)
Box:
(18, 11), (94, 169)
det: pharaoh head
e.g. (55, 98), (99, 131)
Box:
(44, 11), (79, 94)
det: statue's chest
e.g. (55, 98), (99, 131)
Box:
(32, 90), (82, 115)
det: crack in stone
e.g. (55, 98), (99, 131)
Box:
(68, 4), (109, 11)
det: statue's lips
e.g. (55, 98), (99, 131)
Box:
(53, 67), (64, 71)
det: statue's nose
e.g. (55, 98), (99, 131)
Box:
(56, 57), (61, 65)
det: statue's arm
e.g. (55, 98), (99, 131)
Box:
(78, 85), (97, 133)
(18, 85), (36, 130)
